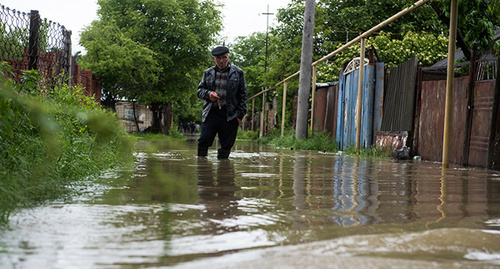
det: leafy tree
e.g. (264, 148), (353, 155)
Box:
(231, 32), (268, 99)
(428, 0), (500, 60)
(317, 31), (449, 81)
(80, 20), (160, 108)
(80, 0), (222, 133)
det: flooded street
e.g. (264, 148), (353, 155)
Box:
(2, 138), (500, 268)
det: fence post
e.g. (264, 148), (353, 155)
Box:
(260, 91), (266, 138)
(462, 42), (478, 166)
(28, 10), (40, 71)
(252, 98), (255, 140)
(65, 29), (73, 87)
(310, 65), (317, 133)
(281, 81), (287, 136)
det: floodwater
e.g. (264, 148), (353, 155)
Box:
(2, 138), (500, 269)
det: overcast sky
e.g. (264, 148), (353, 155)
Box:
(1, 0), (291, 54)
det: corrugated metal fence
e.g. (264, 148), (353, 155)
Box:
(381, 56), (419, 132)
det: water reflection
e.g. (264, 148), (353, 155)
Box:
(197, 159), (241, 233)
(1, 141), (500, 268)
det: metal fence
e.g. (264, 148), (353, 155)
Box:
(0, 5), (71, 83)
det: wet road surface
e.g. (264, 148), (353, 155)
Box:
(1, 139), (500, 268)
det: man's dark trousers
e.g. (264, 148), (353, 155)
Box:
(198, 107), (238, 159)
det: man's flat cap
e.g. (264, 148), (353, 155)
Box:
(211, 46), (229, 56)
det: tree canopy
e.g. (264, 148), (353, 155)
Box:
(80, 0), (222, 125)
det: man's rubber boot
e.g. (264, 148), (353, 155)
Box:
(217, 148), (231, 159)
(198, 146), (208, 157)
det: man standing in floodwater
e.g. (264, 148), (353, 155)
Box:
(197, 46), (247, 159)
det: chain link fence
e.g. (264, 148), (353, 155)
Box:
(0, 4), (71, 84)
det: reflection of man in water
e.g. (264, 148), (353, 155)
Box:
(197, 159), (241, 230)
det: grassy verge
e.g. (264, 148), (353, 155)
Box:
(0, 63), (134, 225)
(254, 128), (391, 158)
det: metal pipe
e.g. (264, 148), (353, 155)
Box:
(356, 38), (366, 153)
(442, 0), (458, 168)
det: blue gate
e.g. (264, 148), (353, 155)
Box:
(336, 62), (384, 150)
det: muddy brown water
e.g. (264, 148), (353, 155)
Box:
(1, 139), (500, 268)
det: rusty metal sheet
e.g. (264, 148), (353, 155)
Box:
(324, 84), (339, 138)
(373, 62), (385, 132)
(313, 85), (329, 132)
(417, 77), (468, 164)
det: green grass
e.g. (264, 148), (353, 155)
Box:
(0, 63), (134, 225)
(255, 127), (391, 158)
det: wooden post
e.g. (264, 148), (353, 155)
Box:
(310, 65), (317, 133)
(281, 81), (287, 136)
(442, 0), (458, 169)
(355, 38), (366, 153)
(252, 98), (255, 141)
(260, 91), (266, 138)
(462, 42), (478, 166)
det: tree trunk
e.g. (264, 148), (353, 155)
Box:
(150, 103), (163, 133)
(133, 101), (140, 132)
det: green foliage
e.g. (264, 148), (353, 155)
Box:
(237, 129), (258, 140)
(433, 0), (500, 51)
(317, 31), (449, 81)
(260, 128), (338, 152)
(0, 62), (133, 224)
(342, 145), (391, 158)
(231, 32), (268, 99)
(79, 20), (161, 98)
(80, 0), (223, 109)
(257, 128), (390, 158)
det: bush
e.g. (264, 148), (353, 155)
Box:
(259, 128), (338, 152)
(0, 62), (133, 224)
(237, 128), (258, 140)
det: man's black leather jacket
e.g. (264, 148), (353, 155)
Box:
(197, 63), (247, 123)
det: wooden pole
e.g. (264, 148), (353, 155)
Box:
(442, 0), (458, 168)
(355, 38), (366, 153)
(462, 42), (478, 166)
(310, 65), (317, 133)
(260, 91), (266, 138)
(281, 81), (287, 136)
(252, 98), (255, 141)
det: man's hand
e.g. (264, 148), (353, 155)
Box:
(209, 91), (219, 102)
(237, 118), (241, 125)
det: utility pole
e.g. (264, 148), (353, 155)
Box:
(295, 0), (316, 139)
(259, 6), (274, 138)
(261, 5), (274, 73)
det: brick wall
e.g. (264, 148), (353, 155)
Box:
(1, 47), (101, 104)
(71, 59), (101, 104)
